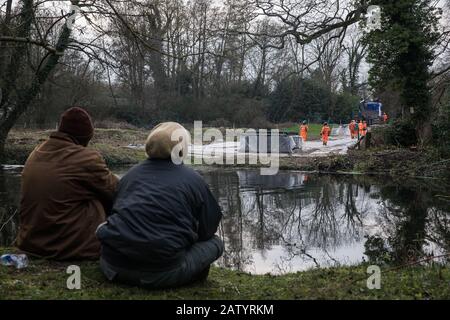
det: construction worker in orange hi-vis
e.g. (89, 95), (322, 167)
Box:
(383, 112), (388, 123)
(349, 120), (357, 139)
(299, 120), (308, 142)
(320, 122), (331, 146)
(358, 120), (364, 138)
(362, 121), (368, 137)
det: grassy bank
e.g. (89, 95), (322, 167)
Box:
(3, 128), (343, 170)
(0, 248), (448, 300)
(3, 129), (148, 166)
(3, 128), (449, 180)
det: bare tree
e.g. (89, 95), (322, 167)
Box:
(311, 32), (345, 118)
(0, 0), (374, 152)
(342, 28), (367, 96)
(0, 0), (80, 156)
(238, 0), (369, 47)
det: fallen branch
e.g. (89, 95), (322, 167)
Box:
(0, 209), (18, 233)
(0, 36), (58, 53)
(347, 253), (450, 287)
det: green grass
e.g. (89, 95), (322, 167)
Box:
(91, 143), (146, 166)
(283, 123), (337, 140)
(0, 248), (448, 300)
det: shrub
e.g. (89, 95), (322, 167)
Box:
(208, 118), (232, 128)
(432, 100), (450, 157)
(94, 119), (138, 130)
(364, 235), (392, 265)
(384, 119), (417, 147)
(249, 116), (274, 129)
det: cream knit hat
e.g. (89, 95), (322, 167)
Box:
(145, 122), (190, 163)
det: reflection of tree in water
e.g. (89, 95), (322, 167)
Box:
(365, 178), (450, 265)
(307, 177), (340, 248)
(344, 183), (363, 227)
(202, 170), (254, 272)
(206, 171), (374, 273)
(274, 177), (371, 271)
(427, 209), (450, 261)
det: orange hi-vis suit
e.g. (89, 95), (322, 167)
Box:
(358, 121), (364, 138)
(349, 121), (357, 139)
(300, 124), (308, 142)
(321, 125), (331, 145)
(363, 121), (368, 136)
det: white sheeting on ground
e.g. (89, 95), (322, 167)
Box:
(189, 125), (355, 159)
(125, 125), (356, 158)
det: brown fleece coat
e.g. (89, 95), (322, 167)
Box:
(16, 132), (118, 260)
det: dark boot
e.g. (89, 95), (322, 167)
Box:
(193, 265), (211, 283)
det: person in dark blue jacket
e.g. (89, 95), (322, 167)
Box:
(96, 122), (223, 289)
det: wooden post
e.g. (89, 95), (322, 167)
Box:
(365, 132), (371, 149)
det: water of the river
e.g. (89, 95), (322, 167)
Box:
(0, 165), (449, 274)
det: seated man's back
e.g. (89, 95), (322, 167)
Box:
(16, 107), (118, 260)
(97, 122), (223, 289)
(98, 159), (221, 269)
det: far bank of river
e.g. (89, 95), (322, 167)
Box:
(3, 128), (449, 180)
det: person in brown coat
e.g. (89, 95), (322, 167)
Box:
(16, 107), (119, 260)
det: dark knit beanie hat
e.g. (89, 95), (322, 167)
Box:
(58, 107), (94, 146)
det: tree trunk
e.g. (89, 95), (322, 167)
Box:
(417, 121), (432, 147)
(0, 1), (77, 162)
(0, 0), (13, 77)
(0, 129), (7, 162)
